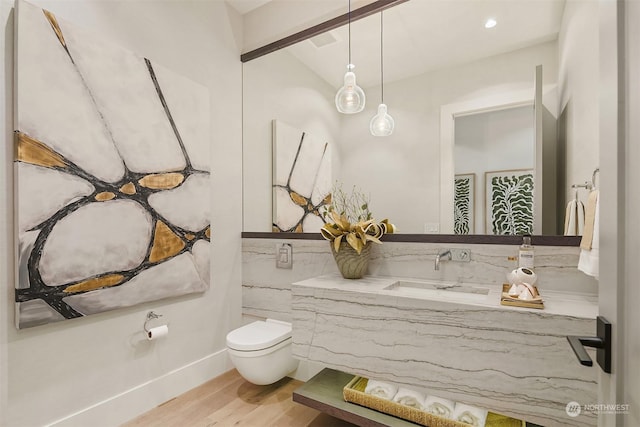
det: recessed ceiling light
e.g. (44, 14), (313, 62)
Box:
(485, 18), (497, 29)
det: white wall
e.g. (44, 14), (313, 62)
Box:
(557, 0), (600, 206)
(0, 3), (11, 424)
(0, 1), (243, 425)
(243, 48), (342, 232)
(455, 105), (535, 234)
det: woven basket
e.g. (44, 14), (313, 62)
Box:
(343, 376), (525, 427)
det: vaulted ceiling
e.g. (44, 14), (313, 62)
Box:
(229, 0), (567, 88)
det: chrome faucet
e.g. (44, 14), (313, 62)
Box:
(434, 249), (452, 270)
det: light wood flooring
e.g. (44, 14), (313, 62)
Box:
(122, 369), (356, 427)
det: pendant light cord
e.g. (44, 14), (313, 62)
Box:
(380, 11), (384, 103)
(348, 0), (352, 65)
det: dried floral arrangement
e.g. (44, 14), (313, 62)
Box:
(320, 183), (395, 254)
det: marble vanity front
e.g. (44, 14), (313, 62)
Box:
(291, 274), (598, 427)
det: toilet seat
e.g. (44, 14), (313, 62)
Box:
(226, 319), (292, 351)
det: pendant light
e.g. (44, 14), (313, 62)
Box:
(335, 0), (366, 114)
(370, 11), (394, 136)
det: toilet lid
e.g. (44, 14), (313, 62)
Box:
(226, 319), (292, 351)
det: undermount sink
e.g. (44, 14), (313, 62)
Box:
(383, 280), (490, 301)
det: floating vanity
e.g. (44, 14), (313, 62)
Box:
(291, 274), (598, 427)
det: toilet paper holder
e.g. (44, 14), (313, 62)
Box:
(144, 311), (163, 333)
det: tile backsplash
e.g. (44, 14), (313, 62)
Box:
(242, 238), (598, 321)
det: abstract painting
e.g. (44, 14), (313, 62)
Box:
(485, 169), (534, 235)
(14, 0), (210, 328)
(272, 120), (331, 232)
(454, 173), (475, 234)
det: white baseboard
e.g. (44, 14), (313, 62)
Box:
(47, 349), (234, 427)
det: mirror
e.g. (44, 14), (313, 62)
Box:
(242, 0), (600, 236)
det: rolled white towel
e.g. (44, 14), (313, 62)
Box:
(423, 395), (455, 419)
(453, 403), (488, 427)
(392, 387), (426, 409)
(364, 379), (398, 400)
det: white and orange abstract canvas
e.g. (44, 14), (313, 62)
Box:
(14, 0), (211, 328)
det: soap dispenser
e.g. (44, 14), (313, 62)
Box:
(518, 235), (534, 269)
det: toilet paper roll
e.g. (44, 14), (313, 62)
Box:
(147, 325), (169, 341)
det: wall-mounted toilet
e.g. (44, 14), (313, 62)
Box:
(226, 318), (299, 385)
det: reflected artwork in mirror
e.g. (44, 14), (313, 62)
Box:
(241, 0), (601, 243)
(272, 120), (332, 233)
(454, 173), (475, 235)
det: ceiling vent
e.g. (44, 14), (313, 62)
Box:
(309, 31), (338, 48)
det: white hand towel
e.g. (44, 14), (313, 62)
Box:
(423, 395), (455, 419)
(576, 199), (585, 235)
(564, 199), (586, 236)
(578, 190), (599, 278)
(453, 403), (488, 427)
(564, 199), (577, 236)
(392, 387), (426, 409)
(364, 379), (398, 400)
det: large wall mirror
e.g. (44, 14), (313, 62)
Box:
(242, 0), (600, 242)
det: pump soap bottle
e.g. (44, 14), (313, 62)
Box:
(518, 235), (535, 269)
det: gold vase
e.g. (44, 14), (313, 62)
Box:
(330, 241), (372, 279)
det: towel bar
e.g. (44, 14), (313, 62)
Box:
(571, 182), (592, 190)
(591, 167), (600, 189)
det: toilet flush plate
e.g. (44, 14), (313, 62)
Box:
(276, 243), (293, 269)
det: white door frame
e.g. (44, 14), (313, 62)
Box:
(439, 90), (534, 234)
(621, 1), (640, 425)
(597, 0), (624, 425)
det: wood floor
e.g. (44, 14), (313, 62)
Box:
(122, 369), (356, 427)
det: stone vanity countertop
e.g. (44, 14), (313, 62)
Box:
(292, 273), (599, 427)
(293, 273), (598, 319)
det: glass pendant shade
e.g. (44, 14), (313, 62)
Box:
(369, 11), (393, 136)
(370, 103), (394, 136)
(335, 64), (366, 114)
